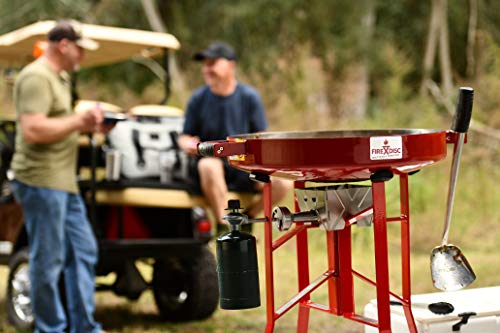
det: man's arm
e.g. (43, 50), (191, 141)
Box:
(19, 109), (103, 144)
(16, 73), (105, 144)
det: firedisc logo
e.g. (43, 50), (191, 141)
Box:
(370, 136), (403, 160)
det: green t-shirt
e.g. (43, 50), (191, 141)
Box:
(11, 60), (79, 193)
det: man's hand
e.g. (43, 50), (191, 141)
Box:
(178, 134), (201, 155)
(78, 106), (104, 133)
(79, 106), (119, 134)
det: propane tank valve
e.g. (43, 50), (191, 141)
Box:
(222, 199), (248, 232)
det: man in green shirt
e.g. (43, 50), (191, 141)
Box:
(10, 21), (109, 333)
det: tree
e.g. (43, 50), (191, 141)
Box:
(140, 0), (189, 103)
(466, 0), (478, 78)
(420, 0), (453, 98)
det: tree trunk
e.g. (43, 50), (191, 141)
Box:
(438, 0), (453, 99)
(420, 0), (453, 98)
(338, 64), (370, 121)
(420, 0), (441, 95)
(344, 0), (375, 120)
(466, 0), (478, 78)
(141, 0), (189, 104)
(141, 0), (167, 32)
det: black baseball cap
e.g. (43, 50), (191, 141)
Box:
(193, 41), (237, 61)
(47, 20), (99, 51)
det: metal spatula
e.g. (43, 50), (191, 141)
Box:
(430, 87), (476, 291)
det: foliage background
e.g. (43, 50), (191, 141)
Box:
(0, 1), (499, 332)
(1, 0), (499, 132)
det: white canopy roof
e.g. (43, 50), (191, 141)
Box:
(0, 20), (180, 68)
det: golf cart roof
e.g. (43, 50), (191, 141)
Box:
(0, 20), (180, 68)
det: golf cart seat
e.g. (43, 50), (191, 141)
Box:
(75, 99), (124, 114)
(130, 104), (183, 118)
(92, 186), (259, 210)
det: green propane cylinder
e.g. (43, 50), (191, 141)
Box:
(216, 200), (260, 309)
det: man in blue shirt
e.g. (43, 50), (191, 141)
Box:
(179, 41), (290, 230)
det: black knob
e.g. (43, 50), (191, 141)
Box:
(370, 169), (394, 183)
(227, 199), (241, 210)
(249, 173), (270, 183)
(428, 301), (454, 315)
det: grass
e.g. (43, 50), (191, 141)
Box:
(0, 136), (498, 333)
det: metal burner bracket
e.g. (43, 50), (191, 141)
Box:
(295, 185), (373, 230)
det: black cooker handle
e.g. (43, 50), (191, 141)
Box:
(451, 87), (474, 133)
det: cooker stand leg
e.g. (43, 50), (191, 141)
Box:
(295, 181), (311, 332)
(400, 174), (417, 333)
(264, 181), (276, 333)
(371, 170), (393, 333)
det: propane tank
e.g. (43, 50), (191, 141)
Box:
(216, 199), (260, 309)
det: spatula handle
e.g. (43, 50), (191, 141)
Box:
(442, 88), (474, 245)
(451, 87), (474, 133)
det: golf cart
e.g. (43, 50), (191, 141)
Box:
(0, 21), (257, 328)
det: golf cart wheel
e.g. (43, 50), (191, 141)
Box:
(6, 247), (34, 328)
(153, 246), (219, 321)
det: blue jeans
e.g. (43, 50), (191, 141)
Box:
(11, 180), (102, 333)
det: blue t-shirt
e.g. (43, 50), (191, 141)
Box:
(183, 83), (267, 141)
